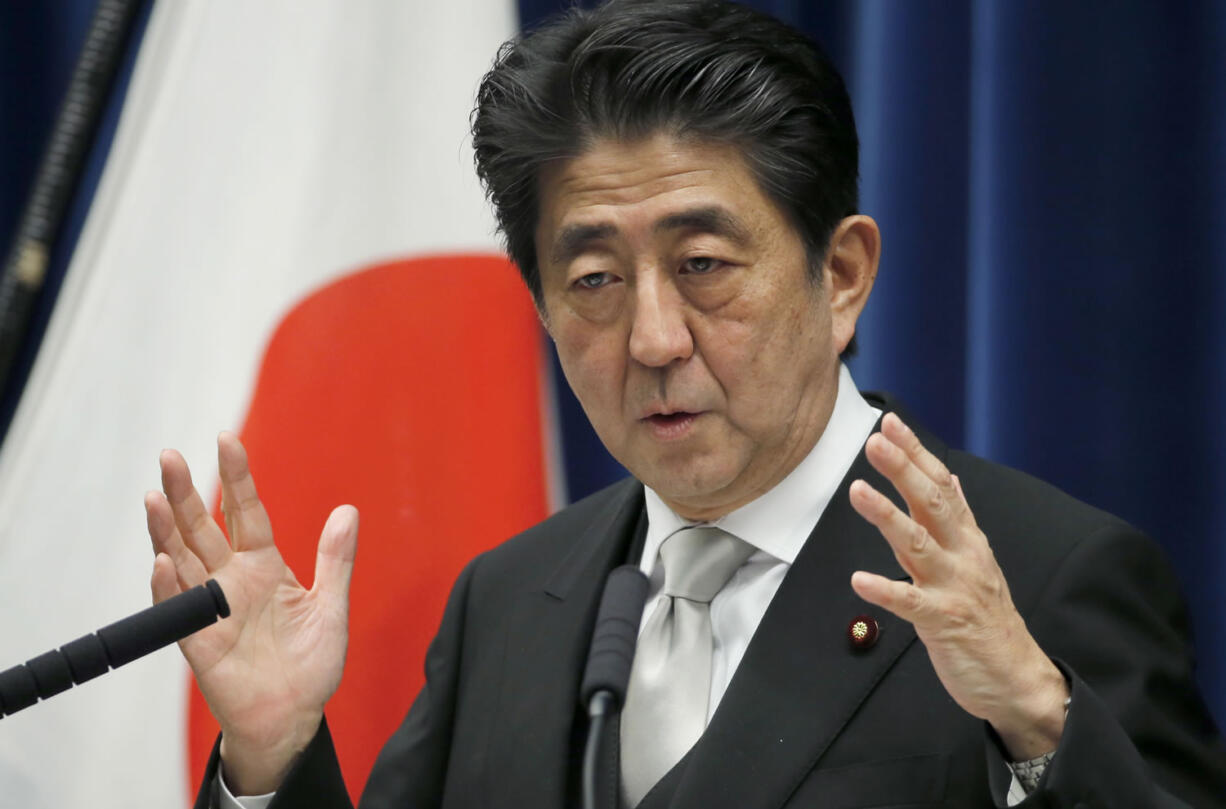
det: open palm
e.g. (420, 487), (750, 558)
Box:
(145, 432), (358, 793)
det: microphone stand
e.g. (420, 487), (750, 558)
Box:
(579, 565), (649, 809)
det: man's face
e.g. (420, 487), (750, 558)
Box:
(536, 134), (850, 520)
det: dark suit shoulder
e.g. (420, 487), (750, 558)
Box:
(463, 476), (642, 595)
(948, 449), (1130, 532)
(875, 391), (1140, 560)
(944, 449), (1157, 608)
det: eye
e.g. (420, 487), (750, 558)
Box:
(573, 271), (615, 290)
(681, 256), (723, 275)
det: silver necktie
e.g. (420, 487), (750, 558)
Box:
(619, 526), (755, 807)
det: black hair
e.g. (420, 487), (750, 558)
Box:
(472, 0), (859, 307)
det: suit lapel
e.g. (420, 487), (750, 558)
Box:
(491, 479), (646, 809)
(650, 404), (948, 809)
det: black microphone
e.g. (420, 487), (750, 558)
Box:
(580, 564), (649, 809)
(0, 579), (230, 718)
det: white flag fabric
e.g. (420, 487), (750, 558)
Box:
(0, 2), (545, 806)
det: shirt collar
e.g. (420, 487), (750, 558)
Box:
(641, 363), (881, 573)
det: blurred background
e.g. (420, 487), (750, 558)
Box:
(2, 1), (1223, 806)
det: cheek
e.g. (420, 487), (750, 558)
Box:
(704, 292), (830, 409)
(552, 322), (626, 418)
(700, 292), (811, 377)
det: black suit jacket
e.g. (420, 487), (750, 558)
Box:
(199, 396), (1226, 808)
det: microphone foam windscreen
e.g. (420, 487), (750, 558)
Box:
(96, 582), (224, 669)
(580, 564), (649, 707)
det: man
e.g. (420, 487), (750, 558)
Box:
(146, 1), (1226, 807)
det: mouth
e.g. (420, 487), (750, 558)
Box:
(642, 410), (701, 439)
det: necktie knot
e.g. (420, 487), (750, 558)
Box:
(659, 526), (755, 603)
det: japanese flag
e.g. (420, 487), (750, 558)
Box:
(0, 2), (552, 806)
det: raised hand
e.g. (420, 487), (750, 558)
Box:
(145, 432), (358, 795)
(848, 413), (1068, 761)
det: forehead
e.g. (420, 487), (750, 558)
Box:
(534, 134), (781, 248)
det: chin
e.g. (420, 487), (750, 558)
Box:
(639, 458), (743, 511)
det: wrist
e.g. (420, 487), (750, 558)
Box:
(219, 712), (323, 796)
(990, 656), (1070, 761)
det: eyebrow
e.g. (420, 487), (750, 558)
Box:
(550, 223), (618, 266)
(549, 206), (752, 266)
(654, 206), (752, 246)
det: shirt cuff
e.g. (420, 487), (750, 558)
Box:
(999, 686), (1069, 804)
(215, 765), (276, 809)
(1004, 771), (1028, 806)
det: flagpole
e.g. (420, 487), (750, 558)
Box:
(0, 0), (144, 413)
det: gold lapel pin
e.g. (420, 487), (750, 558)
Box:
(848, 615), (879, 650)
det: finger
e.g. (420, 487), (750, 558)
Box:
(850, 570), (928, 624)
(151, 552), (184, 605)
(161, 448), (233, 572)
(881, 413), (968, 521)
(153, 554), (217, 666)
(145, 490), (209, 588)
(864, 430), (960, 546)
(217, 432), (275, 552)
(850, 479), (950, 583)
(312, 505), (359, 607)
(950, 473), (966, 502)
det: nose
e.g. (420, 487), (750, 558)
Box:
(627, 273), (693, 367)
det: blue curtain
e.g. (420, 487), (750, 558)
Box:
(5, 0), (1223, 731)
(519, 0), (1226, 726)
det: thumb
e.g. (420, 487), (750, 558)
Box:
(312, 505), (358, 605)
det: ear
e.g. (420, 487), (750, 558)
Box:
(822, 215), (880, 354)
